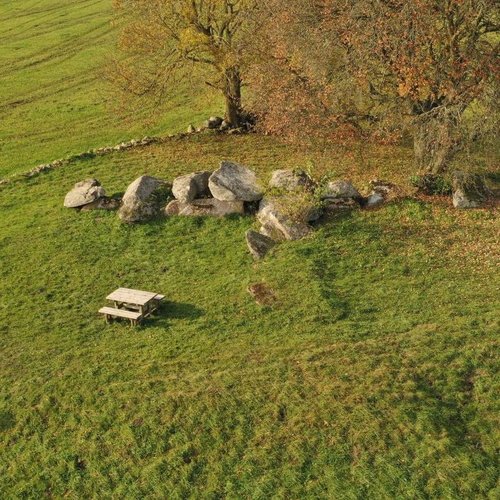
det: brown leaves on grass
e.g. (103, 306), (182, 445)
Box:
(247, 283), (278, 307)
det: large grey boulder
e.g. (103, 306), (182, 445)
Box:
(452, 171), (488, 209)
(322, 180), (361, 200)
(245, 230), (276, 260)
(119, 175), (167, 223)
(257, 198), (312, 241)
(172, 171), (211, 203)
(209, 161), (263, 202)
(165, 198), (244, 217)
(269, 169), (312, 192)
(64, 179), (106, 208)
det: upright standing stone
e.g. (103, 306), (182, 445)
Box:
(119, 176), (167, 223)
(172, 171), (211, 203)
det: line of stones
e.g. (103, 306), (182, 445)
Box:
(0, 129), (205, 188)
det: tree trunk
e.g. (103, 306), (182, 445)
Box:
(223, 67), (243, 128)
(413, 107), (460, 174)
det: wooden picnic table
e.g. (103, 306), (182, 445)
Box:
(100, 288), (165, 325)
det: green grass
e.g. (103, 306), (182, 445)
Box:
(0, 0), (221, 178)
(1, 135), (499, 498)
(1, 1), (499, 497)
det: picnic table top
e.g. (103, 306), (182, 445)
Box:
(107, 288), (159, 306)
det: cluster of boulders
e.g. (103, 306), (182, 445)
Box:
(63, 163), (400, 260)
(246, 174), (401, 259)
(63, 161), (494, 261)
(166, 161), (262, 218)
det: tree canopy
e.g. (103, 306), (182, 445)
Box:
(112, 0), (499, 172)
(111, 0), (259, 126)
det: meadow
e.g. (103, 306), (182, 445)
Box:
(0, 1), (499, 498)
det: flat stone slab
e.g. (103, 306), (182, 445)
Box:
(165, 198), (244, 217)
(64, 178), (106, 208)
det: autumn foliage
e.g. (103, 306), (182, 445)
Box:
(249, 0), (499, 172)
(112, 0), (499, 173)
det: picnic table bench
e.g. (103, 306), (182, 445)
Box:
(99, 288), (165, 326)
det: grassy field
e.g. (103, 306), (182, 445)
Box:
(0, 0), (220, 178)
(1, 135), (499, 498)
(1, 1), (499, 498)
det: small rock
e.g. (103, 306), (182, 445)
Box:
(269, 169), (313, 192)
(64, 179), (106, 208)
(245, 230), (276, 259)
(322, 180), (361, 200)
(452, 171), (488, 209)
(209, 161), (263, 202)
(172, 171), (211, 203)
(119, 175), (169, 223)
(365, 192), (385, 208)
(187, 124), (196, 134)
(166, 198), (244, 217)
(205, 116), (223, 129)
